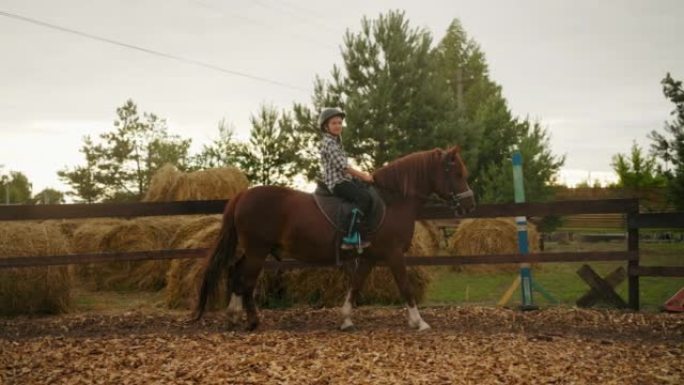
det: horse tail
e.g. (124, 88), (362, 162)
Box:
(193, 192), (242, 321)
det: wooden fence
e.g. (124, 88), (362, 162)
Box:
(1, 198), (683, 310)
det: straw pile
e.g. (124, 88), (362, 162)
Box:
(407, 220), (443, 256)
(447, 218), (541, 272)
(144, 164), (249, 202)
(165, 216), (285, 310)
(165, 216), (223, 309)
(0, 222), (72, 315)
(72, 217), (187, 291)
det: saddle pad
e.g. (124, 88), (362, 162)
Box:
(312, 184), (385, 234)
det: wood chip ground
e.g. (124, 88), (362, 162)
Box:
(1, 306), (682, 384)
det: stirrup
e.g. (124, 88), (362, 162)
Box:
(341, 232), (370, 251)
(342, 231), (360, 245)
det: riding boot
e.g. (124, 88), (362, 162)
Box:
(341, 208), (371, 250)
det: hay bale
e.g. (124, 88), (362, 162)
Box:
(72, 217), (187, 291)
(165, 216), (222, 309)
(144, 164), (183, 202)
(408, 220), (443, 256)
(165, 216), (285, 310)
(144, 165), (249, 202)
(447, 218), (541, 273)
(0, 222), (72, 315)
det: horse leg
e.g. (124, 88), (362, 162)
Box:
(340, 258), (375, 331)
(388, 258), (431, 331)
(226, 255), (246, 326)
(237, 247), (269, 331)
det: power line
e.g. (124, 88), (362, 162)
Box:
(187, 0), (338, 51)
(0, 9), (311, 92)
(251, 0), (338, 35)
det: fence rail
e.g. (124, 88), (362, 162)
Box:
(1, 198), (639, 221)
(1, 197), (682, 310)
(0, 249), (638, 269)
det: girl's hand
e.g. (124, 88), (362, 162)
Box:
(363, 172), (374, 183)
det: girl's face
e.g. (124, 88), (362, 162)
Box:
(326, 116), (344, 136)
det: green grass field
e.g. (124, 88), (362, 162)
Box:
(68, 240), (684, 314)
(426, 241), (684, 311)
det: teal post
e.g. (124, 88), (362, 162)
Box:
(512, 150), (538, 310)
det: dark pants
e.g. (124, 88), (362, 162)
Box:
(333, 180), (372, 216)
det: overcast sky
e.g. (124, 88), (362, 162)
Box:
(1, 0), (682, 193)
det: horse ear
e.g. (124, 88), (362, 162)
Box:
(449, 145), (462, 154)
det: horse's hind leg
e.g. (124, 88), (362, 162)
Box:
(387, 256), (430, 331)
(226, 255), (245, 326)
(340, 258), (375, 331)
(236, 247), (269, 331)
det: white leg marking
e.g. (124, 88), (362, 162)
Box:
(340, 290), (354, 330)
(227, 294), (243, 323)
(407, 305), (431, 331)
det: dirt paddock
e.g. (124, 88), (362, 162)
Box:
(1, 306), (682, 384)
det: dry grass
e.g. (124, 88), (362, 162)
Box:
(447, 218), (541, 273)
(407, 220), (443, 256)
(144, 164), (249, 202)
(164, 216), (285, 310)
(0, 222), (72, 315)
(71, 217), (189, 291)
(165, 216), (223, 309)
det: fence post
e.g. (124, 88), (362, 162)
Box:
(627, 199), (640, 310)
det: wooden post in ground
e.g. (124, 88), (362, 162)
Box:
(627, 202), (640, 311)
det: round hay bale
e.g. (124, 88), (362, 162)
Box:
(165, 216), (284, 310)
(165, 216), (222, 309)
(408, 220), (442, 256)
(72, 217), (185, 291)
(144, 165), (249, 202)
(0, 222), (72, 315)
(144, 164), (183, 202)
(447, 218), (541, 273)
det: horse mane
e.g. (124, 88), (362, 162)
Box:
(372, 149), (440, 198)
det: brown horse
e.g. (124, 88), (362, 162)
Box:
(193, 145), (475, 331)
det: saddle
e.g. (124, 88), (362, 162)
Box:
(312, 181), (386, 237)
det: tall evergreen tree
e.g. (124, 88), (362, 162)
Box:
(433, 19), (519, 183)
(649, 73), (684, 209)
(478, 120), (564, 203)
(291, 12), (564, 203)
(237, 105), (300, 186)
(326, 10), (454, 169)
(611, 142), (666, 189)
(59, 99), (192, 202)
(190, 119), (245, 170)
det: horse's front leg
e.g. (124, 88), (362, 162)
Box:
(387, 255), (431, 331)
(340, 258), (375, 331)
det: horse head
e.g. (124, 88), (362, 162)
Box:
(433, 146), (476, 215)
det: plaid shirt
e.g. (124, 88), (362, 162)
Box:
(320, 133), (351, 190)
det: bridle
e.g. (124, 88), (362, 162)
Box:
(372, 151), (474, 213)
(440, 151), (474, 212)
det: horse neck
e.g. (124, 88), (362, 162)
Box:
(372, 151), (434, 210)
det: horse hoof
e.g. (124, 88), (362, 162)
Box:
(340, 319), (355, 331)
(245, 322), (259, 332)
(417, 322), (431, 332)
